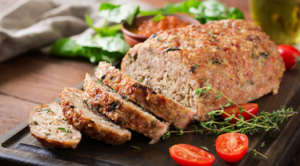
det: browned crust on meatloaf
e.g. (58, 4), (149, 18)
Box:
(84, 74), (169, 144)
(29, 102), (81, 149)
(60, 87), (131, 145)
(95, 62), (195, 129)
(121, 19), (285, 121)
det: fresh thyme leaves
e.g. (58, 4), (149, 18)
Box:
(58, 127), (72, 135)
(163, 130), (171, 140)
(269, 133), (275, 138)
(31, 121), (39, 125)
(201, 146), (209, 151)
(192, 125), (203, 135)
(261, 141), (265, 148)
(39, 108), (53, 114)
(163, 47), (181, 53)
(175, 127), (184, 135)
(248, 148), (267, 159)
(163, 84), (296, 139)
(130, 145), (141, 150)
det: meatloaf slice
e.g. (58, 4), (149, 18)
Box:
(84, 74), (169, 144)
(29, 102), (81, 149)
(95, 62), (195, 129)
(121, 19), (285, 121)
(60, 87), (131, 145)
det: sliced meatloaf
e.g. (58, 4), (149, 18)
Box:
(84, 74), (169, 144)
(29, 102), (81, 149)
(60, 87), (131, 145)
(95, 62), (195, 129)
(121, 19), (285, 121)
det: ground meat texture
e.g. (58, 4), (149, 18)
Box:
(95, 62), (195, 129)
(29, 102), (81, 149)
(121, 19), (285, 121)
(60, 87), (131, 145)
(84, 74), (169, 144)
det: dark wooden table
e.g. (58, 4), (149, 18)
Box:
(0, 0), (299, 165)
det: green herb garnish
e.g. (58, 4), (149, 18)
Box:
(201, 146), (209, 151)
(261, 141), (265, 148)
(130, 145), (141, 150)
(163, 83), (296, 138)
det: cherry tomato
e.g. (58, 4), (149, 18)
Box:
(222, 103), (258, 123)
(277, 45), (300, 69)
(169, 144), (215, 166)
(216, 133), (249, 163)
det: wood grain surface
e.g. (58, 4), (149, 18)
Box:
(0, 0), (299, 165)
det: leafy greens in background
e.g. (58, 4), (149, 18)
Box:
(140, 0), (244, 23)
(50, 2), (138, 63)
(50, 0), (244, 63)
(189, 0), (244, 23)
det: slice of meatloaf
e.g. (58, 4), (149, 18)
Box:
(29, 102), (81, 149)
(121, 19), (285, 121)
(84, 73), (169, 144)
(95, 62), (195, 129)
(60, 87), (131, 145)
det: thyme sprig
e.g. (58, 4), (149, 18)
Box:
(162, 84), (297, 158)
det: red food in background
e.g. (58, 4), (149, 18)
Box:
(277, 45), (300, 69)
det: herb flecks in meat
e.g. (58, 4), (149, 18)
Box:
(212, 59), (223, 64)
(246, 35), (253, 41)
(163, 47), (181, 53)
(39, 108), (53, 114)
(208, 33), (217, 42)
(149, 33), (157, 39)
(58, 127), (72, 135)
(107, 101), (121, 112)
(31, 121), (39, 125)
(83, 100), (91, 110)
(260, 52), (269, 58)
(190, 64), (201, 73)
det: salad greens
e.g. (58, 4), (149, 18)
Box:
(141, 0), (244, 23)
(49, 0), (244, 63)
(98, 3), (140, 25)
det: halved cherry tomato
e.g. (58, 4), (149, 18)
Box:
(216, 133), (249, 163)
(277, 45), (300, 69)
(169, 144), (215, 166)
(222, 103), (258, 123)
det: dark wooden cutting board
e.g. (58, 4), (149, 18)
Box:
(0, 68), (300, 166)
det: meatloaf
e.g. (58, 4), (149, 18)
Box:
(84, 74), (169, 144)
(121, 19), (285, 121)
(60, 87), (131, 145)
(29, 102), (81, 149)
(95, 62), (195, 129)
